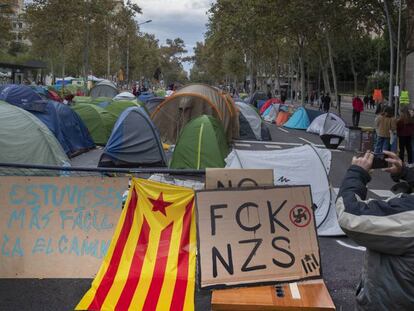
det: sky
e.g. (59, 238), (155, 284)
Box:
(133, 0), (214, 72)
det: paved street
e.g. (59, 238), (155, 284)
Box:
(0, 105), (395, 311)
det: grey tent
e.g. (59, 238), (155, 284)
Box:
(246, 90), (267, 107)
(307, 113), (346, 149)
(98, 106), (167, 167)
(236, 101), (271, 141)
(90, 80), (118, 99)
(0, 101), (69, 166)
(145, 97), (165, 114)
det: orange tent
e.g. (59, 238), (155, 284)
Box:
(276, 111), (291, 126)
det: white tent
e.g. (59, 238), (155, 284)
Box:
(225, 145), (344, 236)
(262, 103), (280, 122)
(307, 113), (346, 149)
(307, 113), (346, 136)
(113, 91), (136, 101)
(235, 101), (262, 140)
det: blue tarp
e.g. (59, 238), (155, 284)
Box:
(0, 85), (94, 156)
(138, 92), (155, 103)
(283, 107), (310, 129)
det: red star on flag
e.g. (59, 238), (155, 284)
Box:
(149, 193), (173, 216)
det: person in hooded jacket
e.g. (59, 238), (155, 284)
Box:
(352, 95), (364, 127)
(336, 150), (414, 310)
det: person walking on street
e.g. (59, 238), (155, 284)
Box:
(397, 107), (414, 164)
(374, 106), (397, 153)
(323, 93), (331, 112)
(352, 95), (364, 127)
(336, 150), (414, 311)
(363, 95), (369, 109)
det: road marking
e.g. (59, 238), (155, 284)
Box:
(277, 127), (290, 133)
(333, 187), (394, 198)
(298, 137), (315, 145)
(234, 143), (251, 147)
(336, 240), (366, 251)
(265, 145), (282, 149)
(370, 189), (394, 198)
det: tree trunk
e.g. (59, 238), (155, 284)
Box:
(384, 0), (395, 105)
(350, 56), (358, 96)
(249, 51), (255, 95)
(319, 51), (331, 95)
(306, 62), (310, 100)
(299, 48), (305, 105)
(107, 38), (111, 79)
(400, 49), (407, 89)
(326, 31), (338, 108)
(61, 45), (65, 98)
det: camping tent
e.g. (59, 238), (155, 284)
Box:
(170, 115), (229, 169)
(113, 91), (136, 101)
(22, 100), (95, 157)
(105, 100), (139, 117)
(307, 113), (346, 148)
(145, 97), (164, 114)
(260, 98), (282, 114)
(262, 103), (281, 123)
(73, 96), (92, 104)
(225, 144), (343, 236)
(138, 91), (155, 103)
(275, 111), (291, 126)
(99, 107), (167, 168)
(151, 83), (239, 144)
(283, 107), (323, 130)
(0, 101), (69, 166)
(71, 103), (117, 145)
(236, 101), (262, 140)
(246, 91), (268, 108)
(90, 80), (118, 98)
(0, 84), (94, 156)
(91, 97), (112, 105)
(0, 84), (42, 105)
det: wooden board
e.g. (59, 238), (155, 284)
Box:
(211, 279), (335, 311)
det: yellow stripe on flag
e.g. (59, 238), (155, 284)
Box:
(184, 207), (197, 311)
(100, 211), (144, 310)
(75, 187), (132, 310)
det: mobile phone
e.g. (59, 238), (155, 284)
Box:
(372, 153), (389, 169)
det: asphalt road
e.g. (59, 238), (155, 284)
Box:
(1, 103), (395, 311)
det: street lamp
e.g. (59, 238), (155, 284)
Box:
(126, 19), (152, 86)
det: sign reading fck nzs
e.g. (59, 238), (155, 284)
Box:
(196, 186), (321, 288)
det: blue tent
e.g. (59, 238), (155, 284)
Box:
(19, 100), (94, 156)
(0, 84), (42, 105)
(284, 107), (323, 130)
(137, 91), (154, 103)
(0, 85), (95, 157)
(99, 106), (167, 168)
(30, 86), (49, 99)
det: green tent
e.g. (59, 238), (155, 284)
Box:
(71, 103), (117, 145)
(106, 100), (139, 117)
(170, 115), (229, 169)
(91, 96), (112, 105)
(73, 96), (92, 104)
(0, 101), (69, 166)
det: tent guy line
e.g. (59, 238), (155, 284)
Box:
(336, 240), (366, 251)
(277, 127), (290, 133)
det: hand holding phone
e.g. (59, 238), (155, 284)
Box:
(371, 153), (389, 169)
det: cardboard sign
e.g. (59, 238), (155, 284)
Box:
(0, 176), (128, 278)
(205, 169), (274, 189)
(196, 186), (320, 288)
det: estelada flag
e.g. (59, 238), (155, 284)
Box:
(76, 178), (196, 311)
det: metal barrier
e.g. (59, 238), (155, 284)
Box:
(0, 162), (205, 178)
